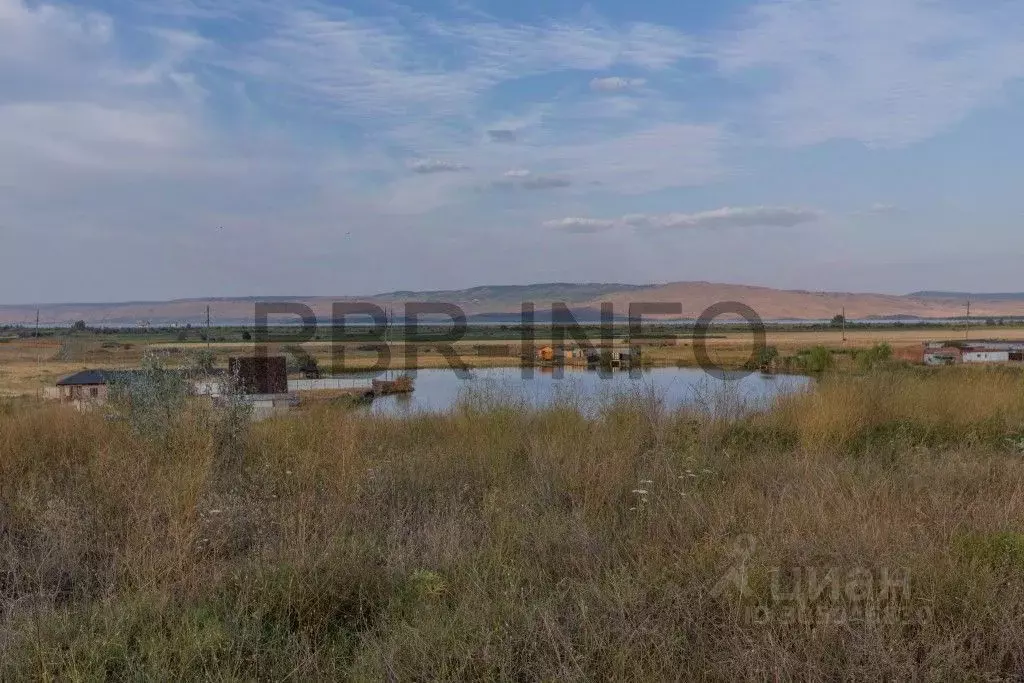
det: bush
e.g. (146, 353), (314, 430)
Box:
(794, 345), (833, 373)
(856, 342), (893, 372)
(107, 356), (192, 442)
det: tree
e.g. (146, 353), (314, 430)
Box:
(241, 330), (252, 341)
(192, 350), (216, 375)
(285, 344), (320, 378)
(107, 356), (191, 444)
(71, 320), (87, 332)
(830, 314), (845, 328)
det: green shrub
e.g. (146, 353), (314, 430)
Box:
(107, 356), (191, 442)
(956, 531), (1024, 570)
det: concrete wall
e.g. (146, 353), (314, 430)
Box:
(193, 381), (224, 396)
(246, 394), (297, 420)
(289, 378), (374, 392)
(60, 385), (109, 403)
(963, 351), (1011, 363)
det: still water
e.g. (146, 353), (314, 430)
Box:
(367, 366), (811, 416)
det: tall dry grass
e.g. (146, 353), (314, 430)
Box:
(2, 367), (1024, 679)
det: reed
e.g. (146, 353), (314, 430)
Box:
(3, 367), (1024, 679)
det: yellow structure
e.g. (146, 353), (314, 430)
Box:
(535, 346), (579, 362)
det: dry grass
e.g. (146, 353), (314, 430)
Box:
(3, 366), (1024, 679)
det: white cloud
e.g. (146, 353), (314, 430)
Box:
(852, 202), (902, 217)
(590, 76), (647, 91)
(547, 206), (823, 233)
(715, 0), (1024, 147)
(494, 172), (571, 190)
(0, 102), (195, 170)
(408, 158), (468, 174)
(426, 19), (694, 72)
(487, 128), (518, 142)
(868, 202), (899, 213)
(5, 0), (1022, 302)
(0, 0), (112, 59)
(522, 176), (571, 190)
(543, 217), (618, 234)
(207, 5), (719, 210)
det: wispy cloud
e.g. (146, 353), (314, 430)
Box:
(493, 170), (572, 190)
(852, 202), (903, 217)
(590, 76), (647, 91)
(715, 0), (1024, 147)
(543, 217), (618, 234)
(487, 129), (518, 142)
(408, 158), (468, 174)
(546, 206), (823, 233)
(4, 0), (1023, 301)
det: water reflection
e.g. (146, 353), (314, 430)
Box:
(367, 366), (811, 416)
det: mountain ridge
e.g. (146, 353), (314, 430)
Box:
(3, 282), (1024, 326)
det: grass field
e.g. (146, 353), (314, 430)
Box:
(3, 365), (1024, 678)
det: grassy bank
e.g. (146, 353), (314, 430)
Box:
(3, 367), (1024, 679)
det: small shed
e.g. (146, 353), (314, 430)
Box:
(54, 369), (149, 405)
(56, 369), (113, 402)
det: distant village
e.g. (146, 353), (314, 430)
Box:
(920, 340), (1024, 365)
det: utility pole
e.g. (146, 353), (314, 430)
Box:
(206, 305), (211, 352)
(384, 306), (392, 380)
(841, 306), (846, 343)
(965, 300), (971, 341)
(35, 309), (40, 399)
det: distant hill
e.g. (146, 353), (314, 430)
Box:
(910, 291), (1024, 302)
(8, 282), (1024, 326)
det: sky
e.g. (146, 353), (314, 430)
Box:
(3, 0), (1024, 303)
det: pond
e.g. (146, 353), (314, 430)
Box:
(366, 366), (811, 417)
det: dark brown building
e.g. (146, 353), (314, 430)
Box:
(228, 356), (288, 395)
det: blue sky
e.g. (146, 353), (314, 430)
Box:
(3, 0), (1024, 303)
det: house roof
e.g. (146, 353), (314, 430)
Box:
(56, 369), (152, 386)
(58, 370), (117, 386)
(57, 367), (228, 386)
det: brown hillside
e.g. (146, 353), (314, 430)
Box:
(3, 282), (1023, 325)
